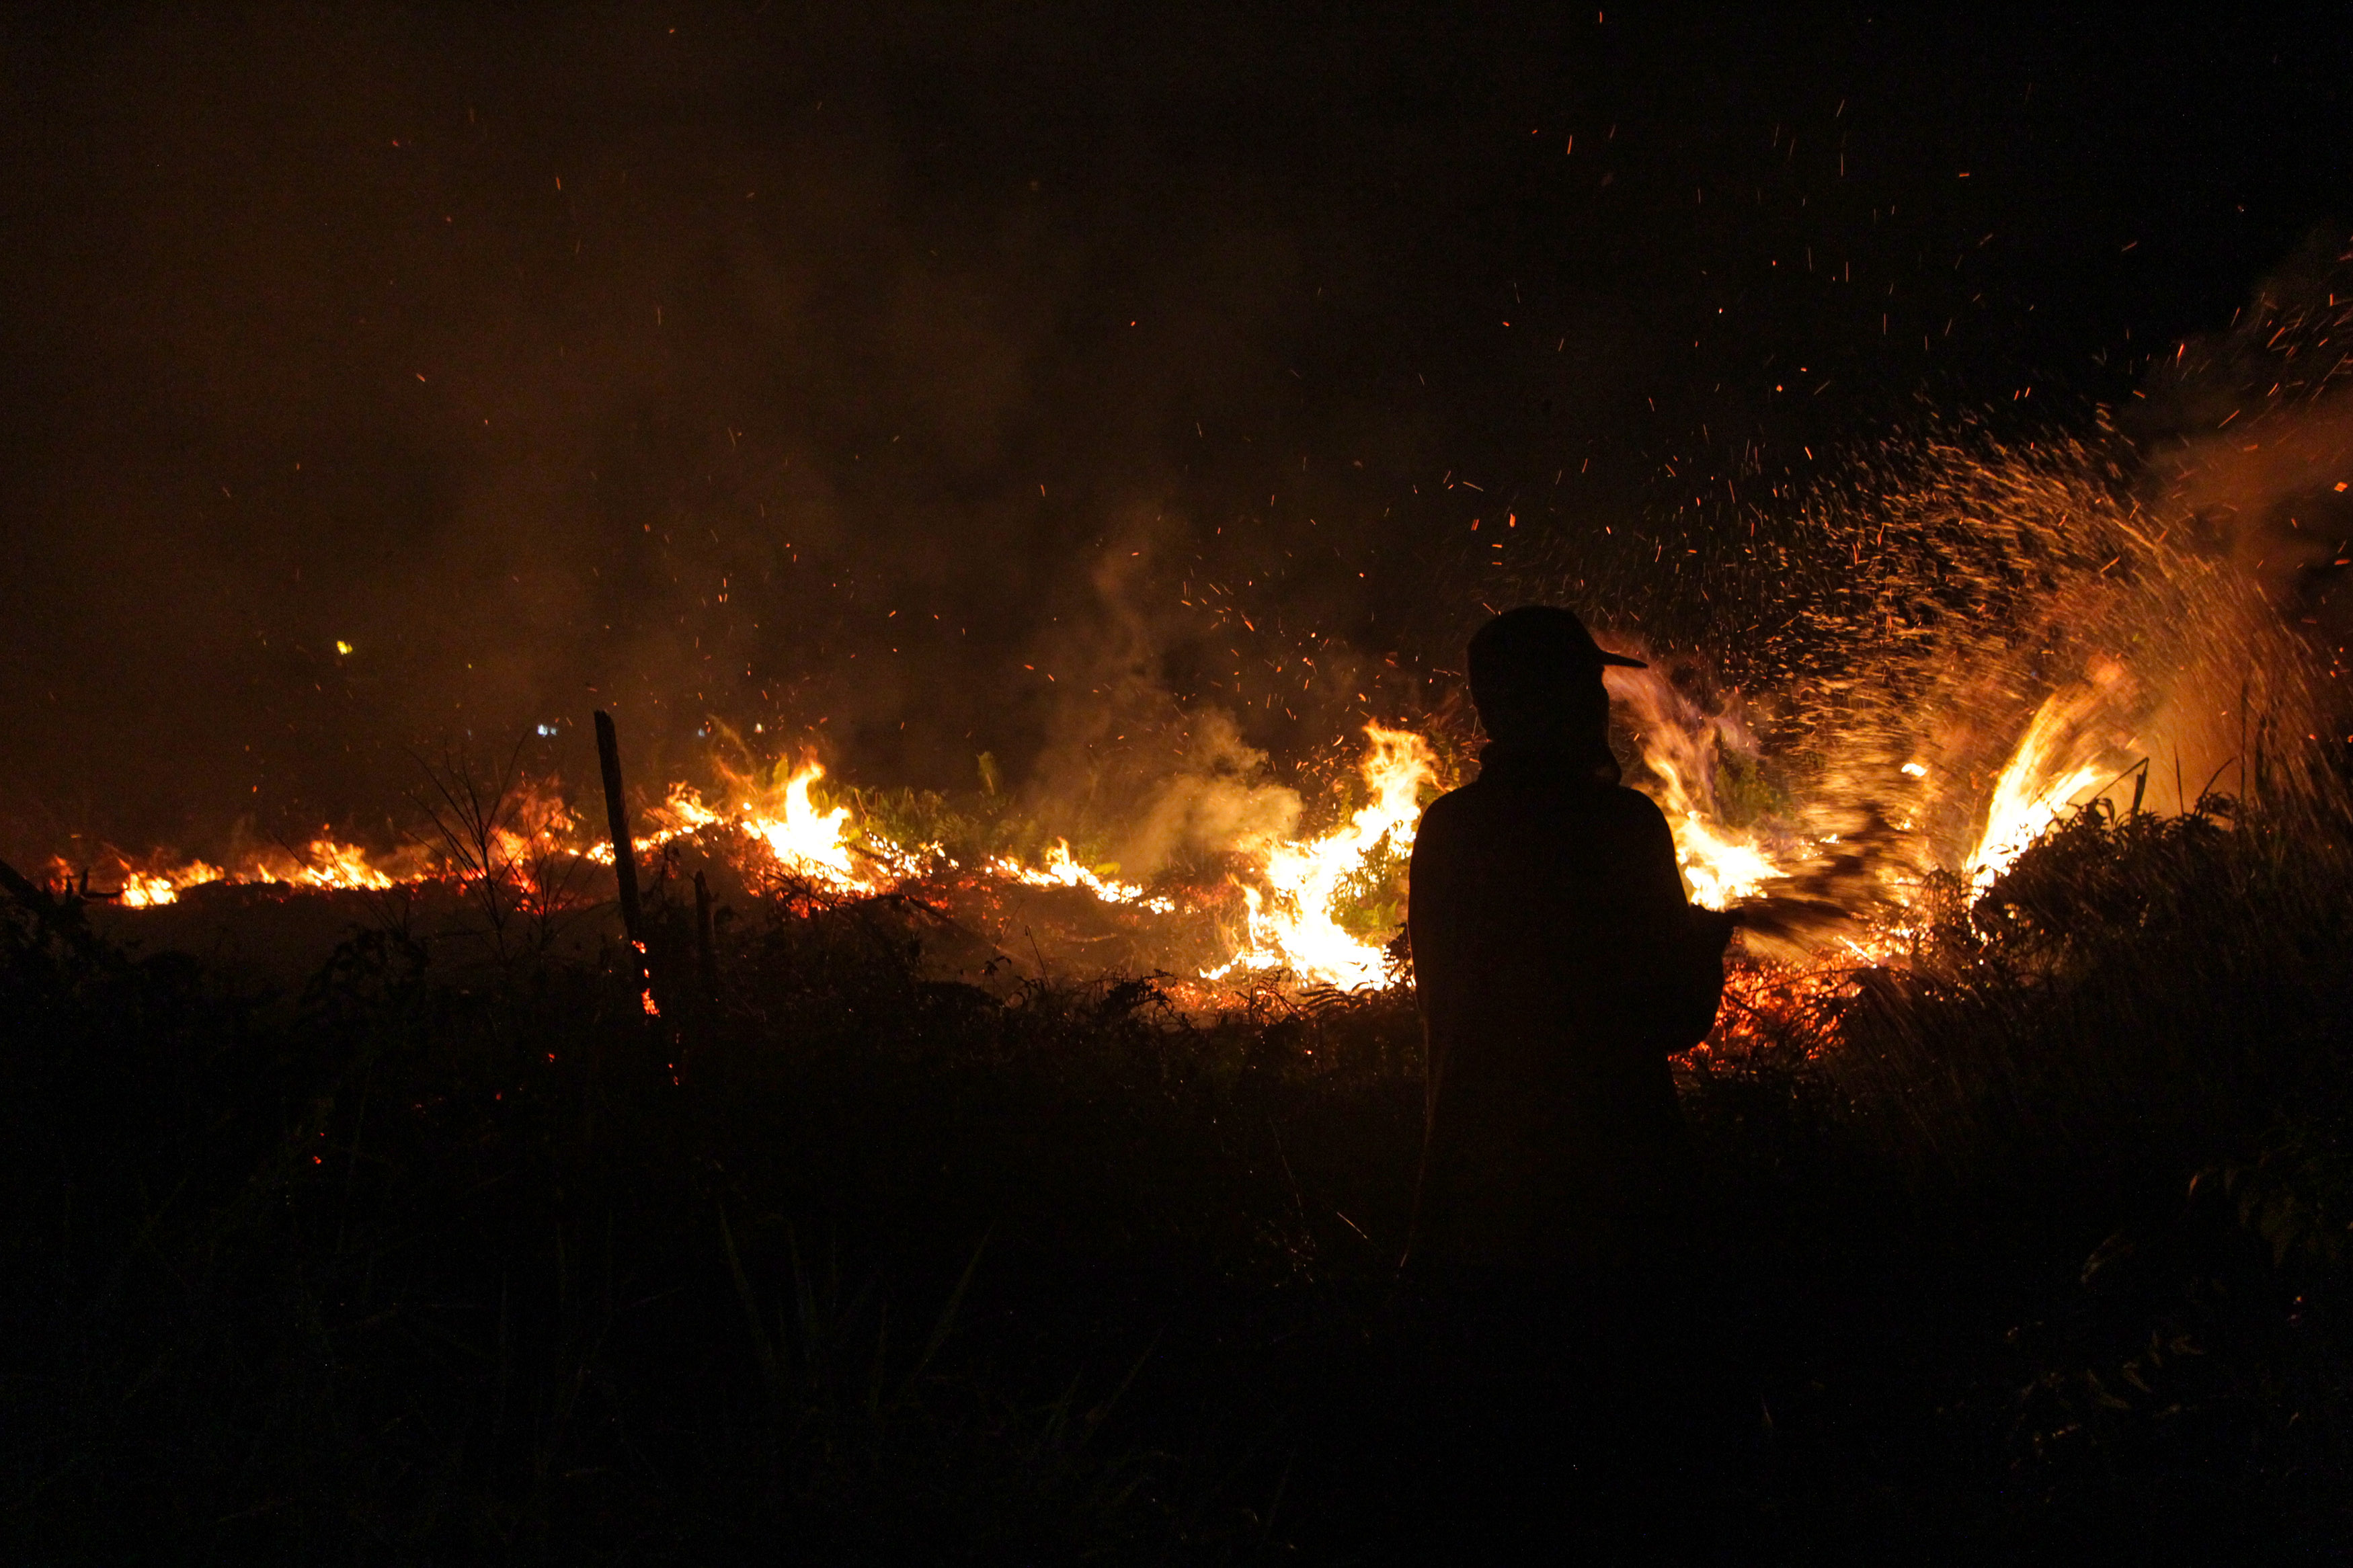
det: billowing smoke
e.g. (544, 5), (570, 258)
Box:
(2138, 231), (2353, 650)
(1113, 710), (1302, 879)
(0, 6), (1427, 868)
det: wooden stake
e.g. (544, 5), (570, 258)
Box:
(693, 868), (717, 1005)
(594, 710), (647, 958)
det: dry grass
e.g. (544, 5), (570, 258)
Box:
(3, 787), (2350, 1563)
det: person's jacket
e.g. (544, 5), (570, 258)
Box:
(1405, 742), (1727, 1272)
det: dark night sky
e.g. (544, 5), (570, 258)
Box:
(2, 3), (2348, 859)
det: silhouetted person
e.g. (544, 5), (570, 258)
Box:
(1406, 606), (1731, 1286)
(1382, 608), (1741, 1545)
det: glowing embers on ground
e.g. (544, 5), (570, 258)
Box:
(1208, 725), (1436, 992)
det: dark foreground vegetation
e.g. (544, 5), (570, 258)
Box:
(6, 794), (2353, 1565)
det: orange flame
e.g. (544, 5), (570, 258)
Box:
(735, 761), (870, 886)
(1210, 724), (1435, 991)
(282, 837), (399, 893)
(643, 759), (922, 895)
(70, 661), (2190, 1002)
(1963, 687), (2116, 889)
(1605, 664), (1800, 911)
(988, 841), (1176, 912)
(116, 860), (224, 907)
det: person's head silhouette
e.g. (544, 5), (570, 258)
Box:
(1467, 606), (1644, 756)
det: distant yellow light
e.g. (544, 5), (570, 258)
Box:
(335, 640), (354, 655)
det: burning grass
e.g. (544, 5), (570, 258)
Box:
(54, 422), (2343, 1022)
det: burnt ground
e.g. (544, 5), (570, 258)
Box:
(6, 800), (2353, 1565)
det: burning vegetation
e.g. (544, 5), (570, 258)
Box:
(44, 413), (2348, 1061)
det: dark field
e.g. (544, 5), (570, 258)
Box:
(6, 794), (2352, 1565)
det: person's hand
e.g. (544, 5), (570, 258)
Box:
(1689, 907), (1737, 958)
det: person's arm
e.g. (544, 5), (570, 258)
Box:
(1406, 800), (1467, 1140)
(1625, 797), (1731, 1053)
(1400, 802), (1470, 1274)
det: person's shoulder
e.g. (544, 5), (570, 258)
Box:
(1421, 780), (1479, 816)
(1599, 783), (1675, 835)
(1414, 782), (1478, 837)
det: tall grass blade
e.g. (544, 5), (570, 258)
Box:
(899, 1227), (990, 1407)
